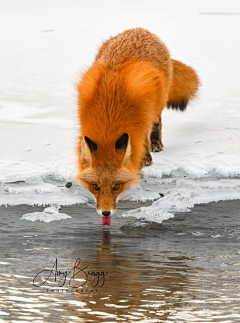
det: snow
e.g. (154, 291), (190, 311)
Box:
(1, 0), (240, 223)
(20, 206), (72, 223)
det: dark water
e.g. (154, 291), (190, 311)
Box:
(0, 200), (240, 322)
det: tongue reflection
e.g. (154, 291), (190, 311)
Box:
(102, 216), (111, 226)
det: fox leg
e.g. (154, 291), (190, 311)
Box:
(150, 117), (164, 152)
(142, 135), (153, 167)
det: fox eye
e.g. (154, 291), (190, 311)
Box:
(113, 184), (121, 191)
(92, 184), (100, 191)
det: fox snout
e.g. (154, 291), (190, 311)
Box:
(96, 206), (117, 217)
(97, 208), (116, 226)
(102, 211), (111, 216)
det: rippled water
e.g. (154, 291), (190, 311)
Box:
(0, 200), (240, 322)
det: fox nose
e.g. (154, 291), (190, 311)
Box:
(102, 211), (111, 217)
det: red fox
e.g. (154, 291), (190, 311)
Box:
(75, 28), (199, 225)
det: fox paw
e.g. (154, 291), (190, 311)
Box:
(143, 155), (153, 167)
(151, 140), (163, 152)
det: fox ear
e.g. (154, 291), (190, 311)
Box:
(115, 133), (129, 150)
(81, 136), (97, 166)
(115, 133), (131, 165)
(85, 136), (97, 152)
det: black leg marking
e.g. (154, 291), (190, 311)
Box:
(142, 137), (153, 167)
(150, 123), (163, 152)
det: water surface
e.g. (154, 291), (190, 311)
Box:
(0, 200), (240, 322)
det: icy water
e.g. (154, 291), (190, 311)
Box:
(0, 200), (240, 322)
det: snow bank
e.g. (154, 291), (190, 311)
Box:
(1, 156), (240, 224)
(1, 0), (240, 224)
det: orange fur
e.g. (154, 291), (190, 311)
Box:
(75, 28), (199, 214)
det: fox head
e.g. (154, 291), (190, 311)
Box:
(75, 133), (138, 217)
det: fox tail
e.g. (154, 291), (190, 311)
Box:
(167, 59), (199, 111)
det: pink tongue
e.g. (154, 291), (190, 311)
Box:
(102, 216), (111, 226)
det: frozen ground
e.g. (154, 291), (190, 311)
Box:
(0, 0), (240, 223)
